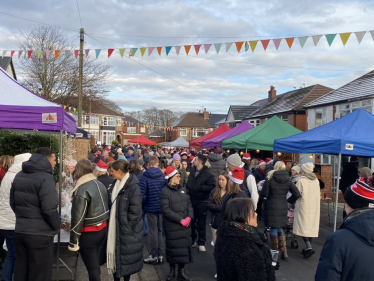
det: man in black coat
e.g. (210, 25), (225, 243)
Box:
(208, 148), (226, 181)
(10, 147), (60, 281)
(315, 177), (374, 281)
(186, 155), (216, 252)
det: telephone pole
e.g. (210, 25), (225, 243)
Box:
(78, 28), (84, 127)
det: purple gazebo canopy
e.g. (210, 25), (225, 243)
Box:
(0, 67), (76, 134)
(202, 121), (254, 149)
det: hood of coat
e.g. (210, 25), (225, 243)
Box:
(341, 208), (374, 246)
(22, 153), (53, 175)
(272, 170), (291, 183)
(143, 167), (166, 180)
(8, 153), (32, 174)
(219, 223), (265, 246)
(208, 153), (223, 162)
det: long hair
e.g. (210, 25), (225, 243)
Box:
(129, 159), (142, 176)
(0, 155), (14, 170)
(267, 161), (286, 180)
(73, 159), (94, 181)
(213, 171), (230, 204)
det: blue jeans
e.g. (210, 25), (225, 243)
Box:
(270, 227), (283, 236)
(143, 210), (148, 235)
(0, 230), (16, 281)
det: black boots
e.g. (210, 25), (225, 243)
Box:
(178, 268), (191, 281)
(166, 265), (176, 281)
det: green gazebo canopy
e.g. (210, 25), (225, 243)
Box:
(221, 116), (302, 151)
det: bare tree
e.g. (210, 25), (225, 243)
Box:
(17, 26), (110, 105)
(124, 107), (184, 126)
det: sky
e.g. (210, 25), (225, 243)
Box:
(1, 0), (374, 114)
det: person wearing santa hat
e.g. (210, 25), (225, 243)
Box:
(160, 166), (193, 281)
(242, 153), (251, 171)
(180, 150), (188, 161)
(93, 160), (114, 189)
(316, 176), (374, 281)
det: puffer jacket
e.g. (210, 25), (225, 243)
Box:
(208, 153), (226, 181)
(10, 153), (60, 236)
(208, 188), (230, 229)
(261, 170), (301, 228)
(0, 153), (31, 230)
(172, 162), (188, 187)
(160, 184), (194, 264)
(108, 174), (143, 278)
(97, 173), (114, 189)
(186, 166), (216, 204)
(139, 167), (167, 214)
(69, 174), (109, 249)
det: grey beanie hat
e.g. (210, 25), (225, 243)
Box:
(226, 153), (242, 167)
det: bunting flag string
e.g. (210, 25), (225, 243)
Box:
(2, 30), (373, 60)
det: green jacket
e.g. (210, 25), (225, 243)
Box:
(69, 177), (109, 250)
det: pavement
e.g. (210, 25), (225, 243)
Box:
(20, 201), (344, 281)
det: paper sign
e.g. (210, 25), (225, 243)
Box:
(345, 144), (354, 150)
(42, 113), (57, 123)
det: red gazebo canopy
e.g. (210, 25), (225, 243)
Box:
(189, 123), (230, 148)
(128, 135), (157, 145)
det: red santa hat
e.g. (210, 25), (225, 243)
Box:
(258, 160), (266, 167)
(104, 148), (110, 152)
(228, 167), (245, 184)
(96, 160), (108, 172)
(242, 153), (251, 160)
(189, 155), (195, 164)
(265, 158), (273, 163)
(181, 150), (188, 156)
(165, 166), (178, 180)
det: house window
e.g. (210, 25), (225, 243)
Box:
(101, 131), (115, 144)
(127, 127), (136, 134)
(340, 100), (372, 117)
(89, 131), (99, 141)
(116, 118), (122, 126)
(248, 120), (260, 127)
(193, 128), (207, 137)
(180, 128), (188, 136)
(140, 127), (146, 133)
(103, 117), (116, 126)
(315, 108), (326, 127)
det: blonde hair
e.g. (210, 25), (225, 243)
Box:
(267, 161), (286, 180)
(93, 169), (108, 178)
(0, 155), (14, 170)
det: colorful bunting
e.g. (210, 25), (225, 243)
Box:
(165, 46), (172, 55)
(298, 36), (308, 48)
(108, 49), (114, 58)
(214, 43), (221, 54)
(46, 50), (51, 59)
(175, 46), (181, 55)
(18, 50), (23, 58)
(225, 42), (233, 52)
(157, 47), (162, 56)
(10, 50), (15, 58)
(37, 50), (42, 59)
(285, 37), (294, 49)
(64, 50), (70, 58)
(55, 50), (60, 60)
(369, 30), (374, 41)
(204, 44), (211, 54)
(184, 45), (191, 55)
(119, 48), (125, 58)
(261, 40), (270, 51)
(340, 33), (351, 46)
(75, 50), (80, 59)
(148, 47), (155, 56)
(95, 49), (101, 59)
(140, 47), (146, 57)
(245, 41), (249, 52)
(85, 49), (90, 57)
(131, 48), (138, 56)
(235, 42), (244, 52)
(2, 50), (7, 58)
(312, 35), (322, 46)
(27, 50), (33, 59)
(249, 41), (258, 52)
(194, 45), (201, 55)
(354, 31), (366, 43)
(325, 34), (337, 46)
(24, 51), (26, 59)
(273, 39), (282, 50)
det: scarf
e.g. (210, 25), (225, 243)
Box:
(257, 167), (266, 176)
(69, 173), (96, 198)
(302, 172), (317, 180)
(107, 172), (130, 274)
(231, 221), (266, 242)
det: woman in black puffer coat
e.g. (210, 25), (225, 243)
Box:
(160, 166), (194, 281)
(261, 161), (300, 260)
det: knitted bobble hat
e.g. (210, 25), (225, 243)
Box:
(344, 178), (374, 209)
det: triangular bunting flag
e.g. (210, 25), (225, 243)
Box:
(148, 47), (155, 56)
(165, 46), (172, 56)
(184, 45), (191, 55)
(131, 48), (138, 56)
(119, 48), (125, 58)
(325, 34), (337, 46)
(95, 49), (101, 59)
(312, 35), (322, 46)
(369, 30), (374, 41)
(37, 50), (42, 59)
(194, 45), (201, 55)
(24, 51), (26, 59)
(108, 49), (114, 58)
(74, 50), (80, 59)
(64, 50), (70, 57)
(340, 33), (351, 46)
(55, 50), (60, 60)
(18, 50), (23, 58)
(249, 41), (258, 52)
(226, 42), (233, 52)
(27, 50), (33, 59)
(46, 50), (51, 59)
(235, 42), (244, 52)
(354, 31), (366, 43)
(214, 43), (221, 54)
(298, 36), (308, 48)
(273, 39), (282, 50)
(85, 49), (90, 57)
(204, 44), (212, 54)
(261, 40), (270, 51)
(245, 41), (249, 52)
(140, 47), (146, 57)
(157, 47), (162, 56)
(63, 105), (66, 110)
(285, 37), (294, 49)
(175, 46), (181, 55)
(2, 50), (7, 58)
(10, 50), (15, 58)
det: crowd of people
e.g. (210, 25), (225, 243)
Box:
(0, 145), (373, 280)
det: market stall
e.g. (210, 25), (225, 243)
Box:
(128, 135), (157, 145)
(189, 123), (230, 148)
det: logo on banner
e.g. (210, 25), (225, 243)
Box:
(345, 144), (354, 150)
(42, 113), (57, 123)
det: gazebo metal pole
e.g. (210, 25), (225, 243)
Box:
(333, 153), (342, 232)
(57, 130), (63, 280)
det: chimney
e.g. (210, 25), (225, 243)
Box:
(203, 108), (209, 120)
(268, 85), (277, 103)
(167, 120), (171, 127)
